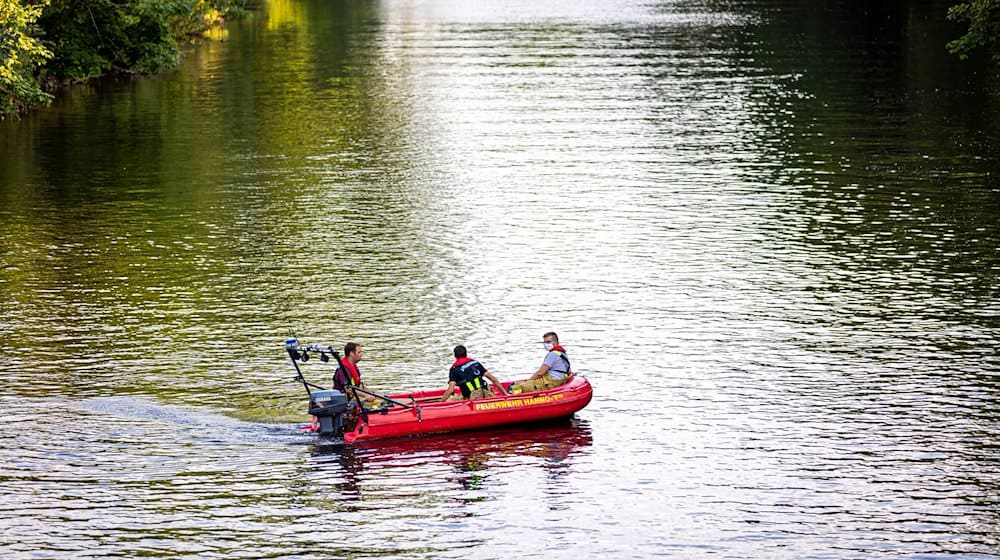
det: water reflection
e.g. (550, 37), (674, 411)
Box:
(308, 420), (594, 498)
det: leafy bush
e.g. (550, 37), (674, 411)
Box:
(2, 0), (247, 118)
(947, 0), (1000, 62)
(0, 0), (54, 118)
(37, 0), (189, 83)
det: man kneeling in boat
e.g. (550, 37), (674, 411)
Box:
(509, 331), (572, 394)
(441, 345), (508, 402)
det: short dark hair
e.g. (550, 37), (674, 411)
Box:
(453, 345), (468, 358)
(344, 342), (359, 356)
(543, 331), (559, 343)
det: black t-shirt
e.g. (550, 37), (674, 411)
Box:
(449, 360), (488, 397)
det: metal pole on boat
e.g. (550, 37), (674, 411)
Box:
(286, 338), (312, 397)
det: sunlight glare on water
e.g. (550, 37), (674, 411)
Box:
(0, 0), (998, 558)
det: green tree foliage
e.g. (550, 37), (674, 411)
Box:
(947, 0), (1000, 62)
(1, 0), (245, 118)
(37, 0), (190, 82)
(0, 0), (54, 117)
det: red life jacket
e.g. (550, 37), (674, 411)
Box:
(452, 357), (474, 368)
(548, 346), (571, 376)
(338, 359), (361, 386)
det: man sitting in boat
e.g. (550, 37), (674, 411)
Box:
(441, 345), (508, 402)
(334, 342), (378, 406)
(509, 331), (572, 394)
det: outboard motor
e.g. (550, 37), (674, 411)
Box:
(308, 389), (350, 436)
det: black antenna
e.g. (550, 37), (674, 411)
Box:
(286, 336), (311, 396)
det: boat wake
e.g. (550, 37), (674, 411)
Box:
(77, 396), (311, 446)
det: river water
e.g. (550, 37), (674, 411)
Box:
(1, 0), (998, 558)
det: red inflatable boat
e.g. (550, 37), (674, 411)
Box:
(287, 339), (593, 443)
(340, 375), (592, 443)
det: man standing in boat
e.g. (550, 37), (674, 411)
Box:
(441, 345), (508, 402)
(510, 331), (572, 394)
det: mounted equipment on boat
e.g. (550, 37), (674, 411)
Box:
(287, 338), (424, 437)
(286, 338), (593, 443)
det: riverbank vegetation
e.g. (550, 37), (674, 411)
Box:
(2, 0), (247, 119)
(2, 0), (999, 119)
(946, 0), (1000, 62)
